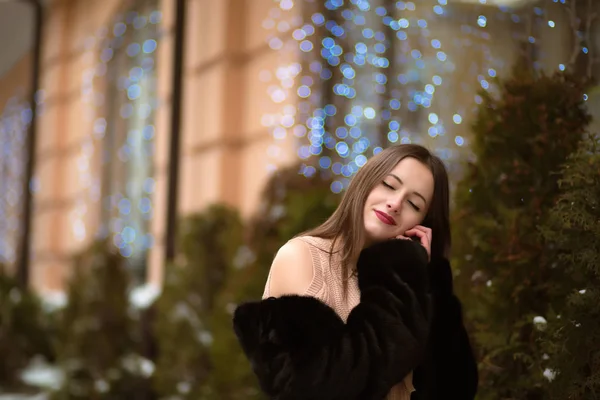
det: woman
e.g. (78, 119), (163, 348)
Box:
(233, 144), (478, 399)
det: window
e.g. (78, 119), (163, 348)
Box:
(0, 96), (31, 268)
(98, 0), (161, 284)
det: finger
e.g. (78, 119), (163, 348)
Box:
(405, 229), (431, 249)
(404, 230), (424, 245)
(395, 235), (410, 240)
(412, 225), (432, 239)
(405, 231), (431, 261)
(412, 225), (431, 234)
(404, 229), (426, 241)
(411, 226), (432, 244)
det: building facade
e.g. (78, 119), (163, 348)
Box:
(0, 0), (596, 297)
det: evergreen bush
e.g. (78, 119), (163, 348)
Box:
(539, 132), (600, 399)
(0, 265), (55, 392)
(451, 66), (592, 399)
(152, 204), (243, 399)
(52, 240), (152, 400)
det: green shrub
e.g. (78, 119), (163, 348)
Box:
(539, 133), (600, 399)
(153, 204), (243, 399)
(52, 240), (152, 400)
(451, 67), (591, 399)
(0, 265), (55, 392)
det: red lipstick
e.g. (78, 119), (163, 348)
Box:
(374, 210), (396, 225)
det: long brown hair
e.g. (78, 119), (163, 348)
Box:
(301, 144), (451, 291)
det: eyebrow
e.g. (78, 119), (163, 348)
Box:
(387, 173), (428, 204)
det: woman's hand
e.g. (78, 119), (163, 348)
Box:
(396, 225), (432, 261)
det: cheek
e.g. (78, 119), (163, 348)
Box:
(364, 192), (379, 209)
(400, 212), (423, 230)
(367, 187), (387, 203)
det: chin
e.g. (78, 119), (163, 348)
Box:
(364, 223), (395, 244)
(372, 234), (394, 243)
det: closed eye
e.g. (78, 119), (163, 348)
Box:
(408, 201), (420, 212)
(383, 181), (421, 211)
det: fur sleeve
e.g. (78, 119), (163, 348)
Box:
(232, 239), (432, 400)
(411, 258), (479, 400)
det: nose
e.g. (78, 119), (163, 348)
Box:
(386, 196), (402, 214)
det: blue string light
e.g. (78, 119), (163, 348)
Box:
(262, 0), (579, 191)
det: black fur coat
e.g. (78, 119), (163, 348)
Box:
(410, 256), (478, 399)
(232, 239), (478, 400)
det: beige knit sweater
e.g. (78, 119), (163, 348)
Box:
(263, 235), (415, 400)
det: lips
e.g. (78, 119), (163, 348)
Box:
(374, 210), (396, 225)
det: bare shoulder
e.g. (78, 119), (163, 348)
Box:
(267, 238), (315, 297)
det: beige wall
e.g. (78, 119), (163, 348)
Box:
(178, 0), (299, 220)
